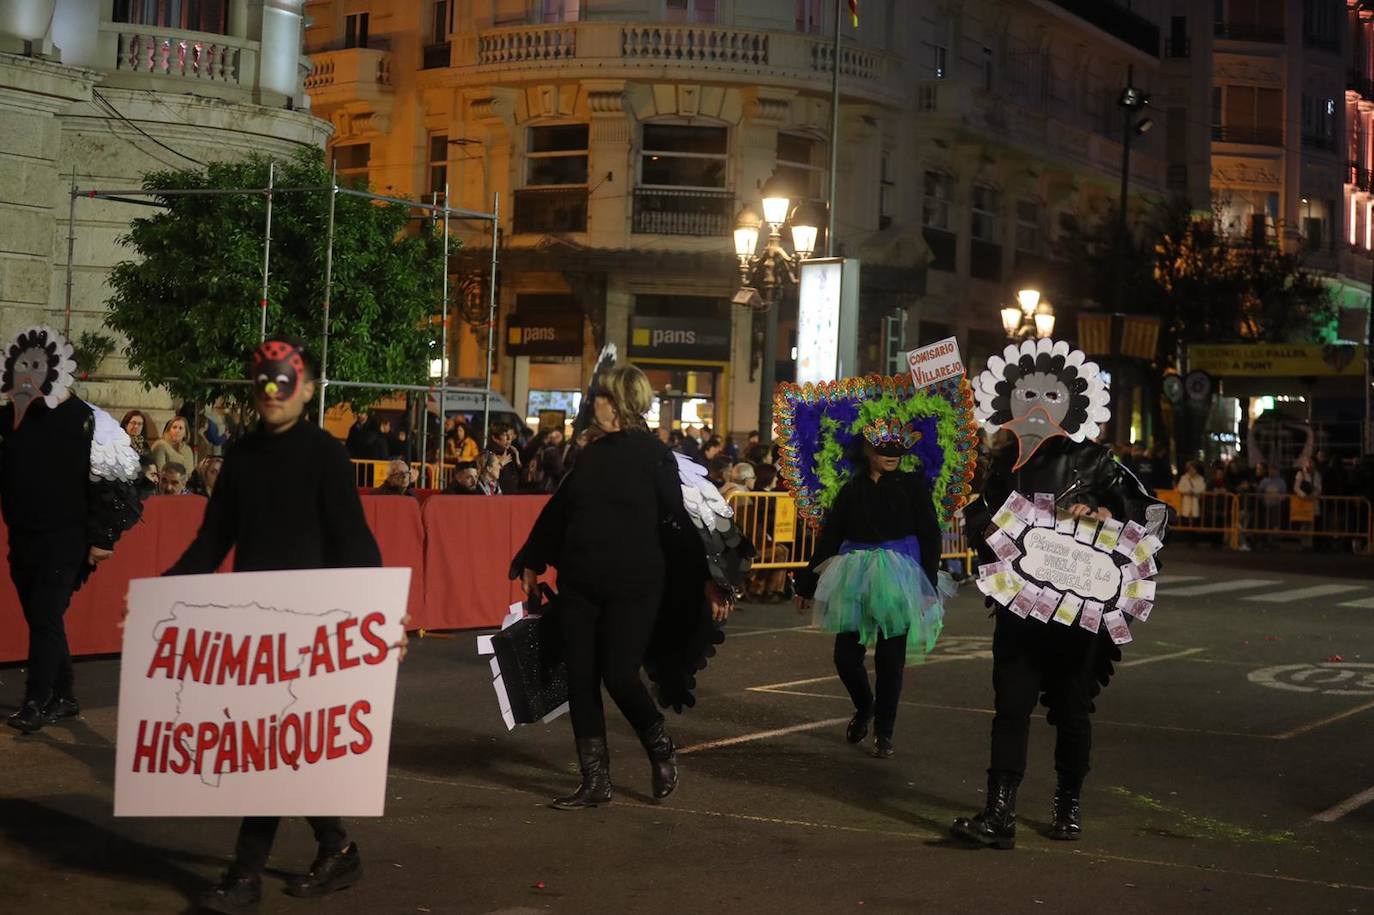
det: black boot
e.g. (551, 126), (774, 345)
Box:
(285, 841), (363, 897)
(196, 870), (261, 913)
(638, 720), (679, 801)
(845, 706), (872, 744)
(6, 700), (45, 735)
(551, 737), (613, 810)
(42, 694), (80, 725)
(1049, 783), (1083, 841)
(950, 774), (1018, 850)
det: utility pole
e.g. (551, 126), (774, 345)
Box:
(826, 0), (842, 257)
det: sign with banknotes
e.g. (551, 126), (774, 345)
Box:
(976, 492), (1165, 644)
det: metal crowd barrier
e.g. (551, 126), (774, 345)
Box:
(725, 491), (976, 572)
(352, 459), (454, 490)
(1231, 492), (1373, 551)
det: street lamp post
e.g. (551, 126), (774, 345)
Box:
(1115, 67), (1153, 311)
(1000, 288), (1055, 342)
(734, 176), (819, 439)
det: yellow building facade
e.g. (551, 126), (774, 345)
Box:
(305, 0), (1172, 437)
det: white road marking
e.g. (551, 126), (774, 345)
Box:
(1154, 575), (1204, 585)
(728, 625), (818, 638)
(1162, 579), (1279, 597)
(1337, 595), (1374, 608)
(1119, 647), (1206, 668)
(1244, 584), (1367, 603)
(677, 717), (851, 755)
(1311, 784), (1374, 823)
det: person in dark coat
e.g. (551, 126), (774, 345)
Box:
(514, 365), (735, 809)
(1, 326), (141, 733)
(164, 337), (400, 914)
(952, 339), (1165, 850)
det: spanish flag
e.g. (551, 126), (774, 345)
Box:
(849, 0), (859, 27)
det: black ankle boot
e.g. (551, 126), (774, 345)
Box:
(845, 706), (872, 744)
(1049, 783), (1083, 841)
(551, 737), (613, 810)
(196, 870), (262, 913)
(285, 842), (363, 897)
(6, 700), (45, 734)
(950, 774), (1018, 850)
(42, 694), (80, 725)
(638, 720), (679, 801)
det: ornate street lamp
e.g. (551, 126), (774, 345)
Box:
(1001, 287), (1054, 341)
(734, 176), (818, 438)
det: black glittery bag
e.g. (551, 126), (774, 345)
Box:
(490, 585), (569, 724)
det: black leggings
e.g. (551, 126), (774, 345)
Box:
(988, 610), (1110, 789)
(8, 526), (85, 704)
(234, 816), (348, 875)
(559, 581), (663, 740)
(833, 631), (909, 739)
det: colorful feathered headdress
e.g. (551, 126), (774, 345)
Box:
(774, 374), (979, 530)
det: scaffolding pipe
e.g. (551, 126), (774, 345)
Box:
(63, 172), (77, 337)
(337, 184), (492, 219)
(318, 164), (338, 428)
(483, 192), (500, 438)
(259, 161), (275, 342)
(62, 178), (500, 440)
(72, 185), (328, 198)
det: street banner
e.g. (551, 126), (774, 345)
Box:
(115, 568), (410, 817)
(1189, 343), (1365, 377)
(907, 336), (964, 389)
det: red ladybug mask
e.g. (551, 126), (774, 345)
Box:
(250, 341), (306, 402)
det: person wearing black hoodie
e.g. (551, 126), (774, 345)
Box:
(165, 337), (385, 914)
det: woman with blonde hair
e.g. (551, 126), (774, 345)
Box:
(514, 360), (745, 809)
(151, 415), (195, 472)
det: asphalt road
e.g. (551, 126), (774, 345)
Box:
(2, 549), (1373, 914)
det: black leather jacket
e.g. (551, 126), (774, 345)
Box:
(967, 438), (1166, 556)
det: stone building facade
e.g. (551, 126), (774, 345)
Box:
(0, 0), (329, 422)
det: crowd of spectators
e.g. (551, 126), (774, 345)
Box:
(1112, 441), (1374, 552)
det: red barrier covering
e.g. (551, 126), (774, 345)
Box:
(0, 494), (430, 664)
(419, 495), (550, 631)
(358, 495), (426, 624)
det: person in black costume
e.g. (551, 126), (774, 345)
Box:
(164, 337), (397, 913)
(793, 427), (945, 759)
(951, 339), (1165, 850)
(514, 363), (736, 809)
(1, 326), (142, 733)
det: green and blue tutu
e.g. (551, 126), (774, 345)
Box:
(813, 536), (944, 661)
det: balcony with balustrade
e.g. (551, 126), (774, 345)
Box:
(305, 47), (394, 110)
(446, 21), (900, 105)
(98, 21), (261, 98)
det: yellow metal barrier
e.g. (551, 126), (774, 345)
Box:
(352, 459), (453, 490)
(1234, 493), (1374, 551)
(1156, 488), (1240, 545)
(352, 459), (391, 488)
(727, 491), (977, 573)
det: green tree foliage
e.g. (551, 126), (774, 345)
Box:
(105, 148), (444, 408)
(1055, 202), (1338, 359)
